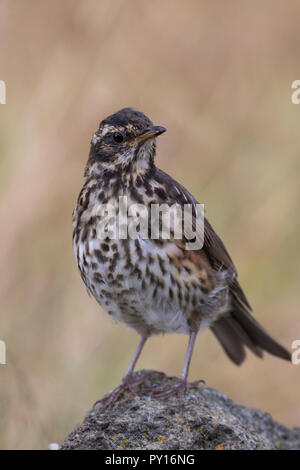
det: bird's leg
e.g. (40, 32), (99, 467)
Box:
(121, 336), (149, 389)
(152, 331), (204, 399)
(95, 336), (148, 409)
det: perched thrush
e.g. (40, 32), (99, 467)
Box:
(73, 108), (290, 406)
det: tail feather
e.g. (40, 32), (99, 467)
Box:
(211, 297), (291, 364)
(211, 318), (246, 365)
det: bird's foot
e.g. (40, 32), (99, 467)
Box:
(151, 377), (205, 400)
(94, 373), (148, 410)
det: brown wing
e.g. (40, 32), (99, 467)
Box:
(154, 168), (291, 364)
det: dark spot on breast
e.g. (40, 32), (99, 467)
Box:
(148, 254), (154, 264)
(80, 194), (89, 211)
(132, 266), (142, 280)
(155, 187), (167, 200)
(157, 255), (166, 275)
(103, 290), (113, 299)
(112, 178), (122, 197)
(110, 252), (119, 272)
(135, 239), (144, 259)
(103, 170), (116, 182)
(153, 239), (164, 246)
(87, 216), (97, 227)
(81, 226), (89, 243)
(130, 187), (144, 204)
(184, 266), (192, 275)
(93, 272), (104, 284)
(95, 250), (107, 263)
(144, 179), (153, 196)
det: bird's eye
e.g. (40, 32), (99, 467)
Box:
(113, 132), (124, 143)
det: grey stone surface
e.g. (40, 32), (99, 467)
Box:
(61, 370), (300, 450)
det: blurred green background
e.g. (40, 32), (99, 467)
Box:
(0, 0), (299, 450)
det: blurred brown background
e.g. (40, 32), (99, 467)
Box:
(0, 0), (299, 450)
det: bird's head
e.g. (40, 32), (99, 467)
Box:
(85, 108), (166, 177)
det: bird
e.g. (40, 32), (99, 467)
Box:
(73, 107), (291, 406)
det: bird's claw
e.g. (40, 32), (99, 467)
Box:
(151, 378), (205, 400)
(93, 374), (148, 410)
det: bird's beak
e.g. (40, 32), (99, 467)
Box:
(130, 125), (166, 145)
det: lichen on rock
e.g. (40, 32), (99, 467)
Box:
(61, 370), (300, 450)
